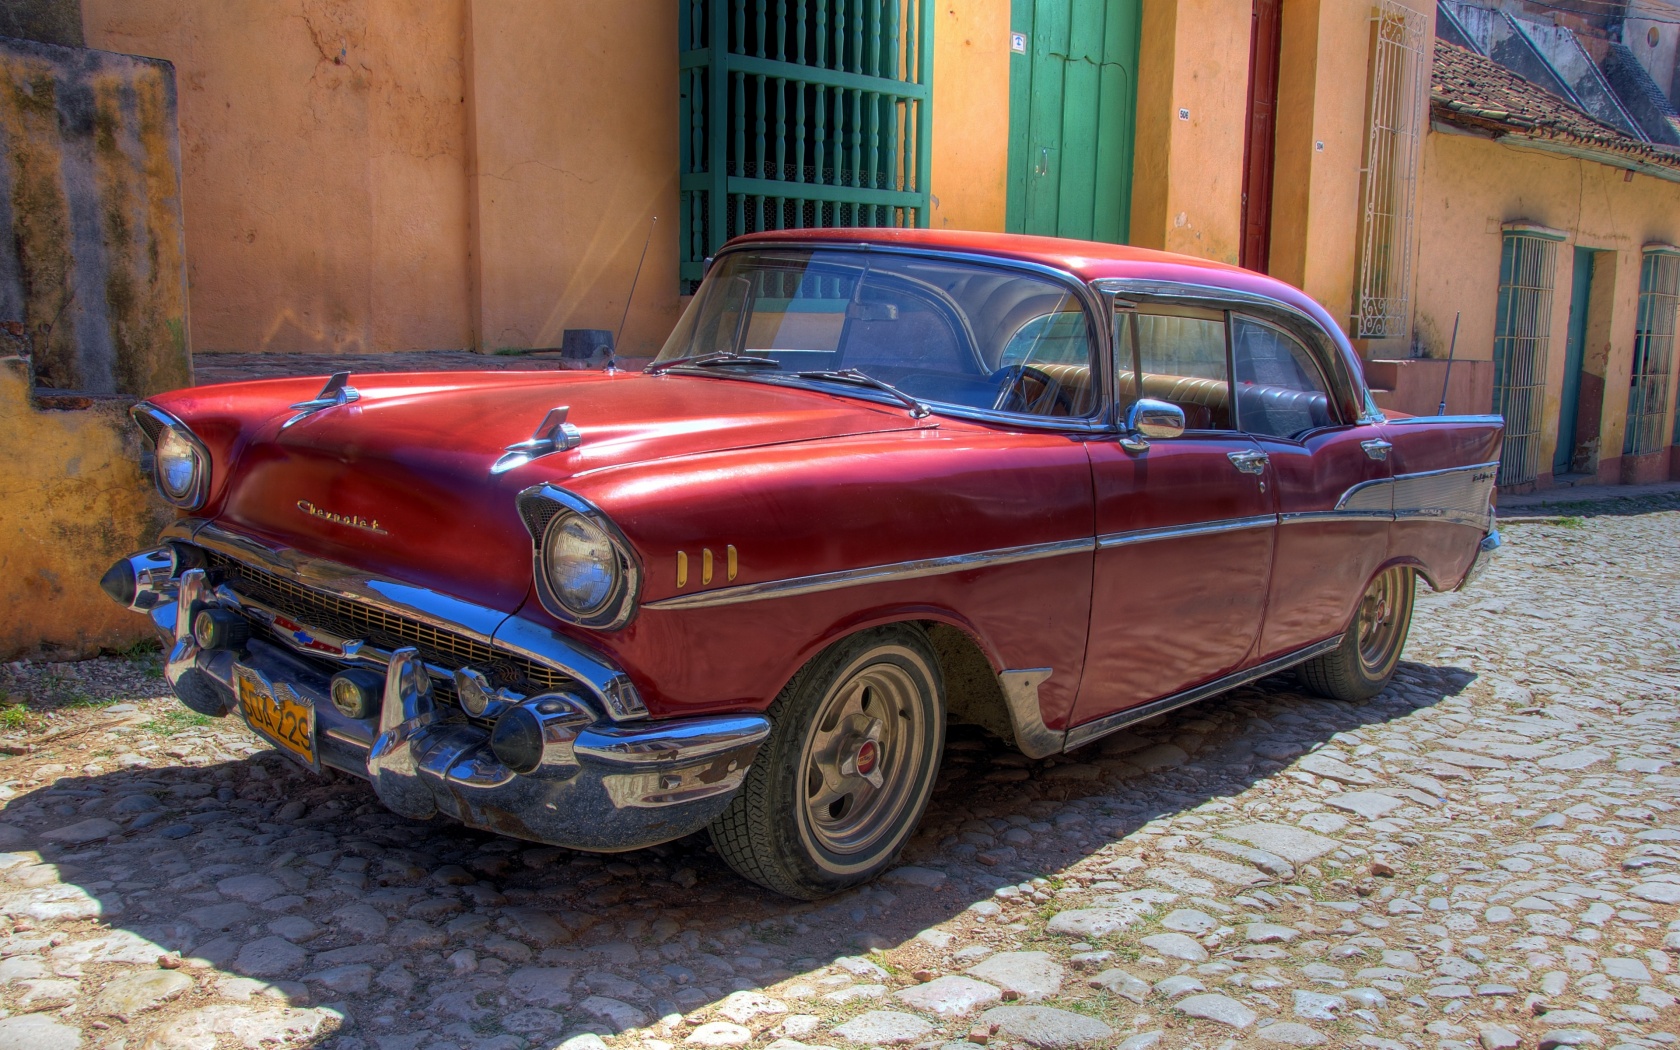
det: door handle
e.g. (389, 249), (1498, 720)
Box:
(1361, 439), (1392, 461)
(1227, 449), (1270, 475)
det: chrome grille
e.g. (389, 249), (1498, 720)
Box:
(204, 551), (577, 700)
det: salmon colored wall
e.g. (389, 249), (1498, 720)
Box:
(928, 0), (1010, 232)
(1413, 128), (1680, 483)
(463, 1), (681, 357)
(83, 0), (474, 355)
(1129, 0), (1249, 264)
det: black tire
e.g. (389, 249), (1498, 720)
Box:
(1298, 565), (1416, 703)
(709, 624), (945, 899)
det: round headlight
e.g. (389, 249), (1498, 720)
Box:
(155, 427), (202, 502)
(543, 513), (620, 616)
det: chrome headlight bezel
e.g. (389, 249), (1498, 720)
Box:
(132, 404), (211, 510)
(516, 485), (641, 631)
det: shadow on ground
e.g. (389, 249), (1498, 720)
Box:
(0, 659), (1473, 1048)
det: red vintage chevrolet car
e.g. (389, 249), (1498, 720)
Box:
(101, 229), (1502, 898)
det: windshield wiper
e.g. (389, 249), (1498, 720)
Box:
(646, 352), (781, 375)
(795, 368), (931, 419)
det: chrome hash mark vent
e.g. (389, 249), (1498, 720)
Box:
(204, 552), (578, 702)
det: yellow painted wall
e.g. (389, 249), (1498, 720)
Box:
(83, 0), (475, 355)
(1413, 128), (1680, 482)
(0, 356), (173, 659)
(928, 0), (1011, 232)
(1129, 0), (1250, 264)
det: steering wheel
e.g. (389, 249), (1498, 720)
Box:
(990, 364), (1073, 417)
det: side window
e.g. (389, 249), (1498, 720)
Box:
(1119, 309), (1233, 431)
(1231, 317), (1337, 438)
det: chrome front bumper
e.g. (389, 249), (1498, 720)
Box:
(108, 537), (770, 853)
(1457, 527), (1502, 590)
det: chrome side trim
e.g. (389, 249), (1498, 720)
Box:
(642, 536), (1096, 611)
(170, 520), (648, 722)
(1332, 461), (1500, 530)
(1279, 510), (1393, 525)
(1096, 515), (1275, 550)
(1383, 414), (1503, 426)
(1062, 635), (1344, 752)
(997, 668), (1062, 760)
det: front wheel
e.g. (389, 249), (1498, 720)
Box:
(709, 625), (945, 899)
(1298, 565), (1415, 702)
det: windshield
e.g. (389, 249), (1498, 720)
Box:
(654, 249), (1099, 418)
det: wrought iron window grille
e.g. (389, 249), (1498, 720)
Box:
(1353, 1), (1427, 340)
(679, 0), (935, 292)
(1492, 226), (1562, 486)
(1625, 246), (1680, 457)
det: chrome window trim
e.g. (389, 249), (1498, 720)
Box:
(132, 403), (212, 511)
(698, 241), (1116, 430)
(163, 518), (648, 721)
(642, 536), (1096, 611)
(515, 484), (644, 632)
(1090, 277), (1378, 425)
(1096, 514), (1276, 550)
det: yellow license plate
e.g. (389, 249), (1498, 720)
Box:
(236, 668), (317, 768)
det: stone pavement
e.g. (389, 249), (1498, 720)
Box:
(0, 508), (1675, 1050)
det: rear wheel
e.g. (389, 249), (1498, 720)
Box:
(1298, 565), (1415, 702)
(709, 625), (944, 899)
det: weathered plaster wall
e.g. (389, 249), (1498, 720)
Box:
(1413, 127), (1680, 484)
(1129, 0), (1250, 265)
(0, 352), (173, 659)
(0, 35), (190, 395)
(463, 1), (682, 358)
(83, 0), (474, 355)
(927, 0), (1010, 232)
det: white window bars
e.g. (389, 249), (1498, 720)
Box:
(1492, 227), (1561, 487)
(1353, 1), (1427, 339)
(1624, 247), (1679, 458)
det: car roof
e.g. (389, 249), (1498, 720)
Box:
(728, 227), (1345, 339)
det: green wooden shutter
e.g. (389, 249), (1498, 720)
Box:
(679, 0), (935, 288)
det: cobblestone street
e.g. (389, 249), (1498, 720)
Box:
(0, 503), (1676, 1050)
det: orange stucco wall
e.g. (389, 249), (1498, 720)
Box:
(1129, 0), (1250, 264)
(928, 0), (1010, 232)
(1413, 128), (1680, 482)
(83, 0), (475, 355)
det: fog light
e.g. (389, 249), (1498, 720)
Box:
(330, 668), (384, 719)
(192, 607), (250, 651)
(490, 707), (544, 774)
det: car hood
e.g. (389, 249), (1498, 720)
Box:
(193, 370), (931, 612)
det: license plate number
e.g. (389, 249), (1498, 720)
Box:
(236, 668), (317, 768)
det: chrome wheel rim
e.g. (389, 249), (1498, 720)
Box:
(800, 656), (926, 857)
(1356, 567), (1407, 675)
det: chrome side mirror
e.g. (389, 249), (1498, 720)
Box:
(1125, 398), (1185, 440)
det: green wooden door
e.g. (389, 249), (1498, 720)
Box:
(1006, 0), (1140, 242)
(1555, 247), (1593, 475)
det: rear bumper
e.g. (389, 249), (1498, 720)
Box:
(107, 541), (770, 853)
(1457, 527), (1502, 591)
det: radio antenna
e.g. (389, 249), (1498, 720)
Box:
(1438, 312), (1460, 416)
(611, 215), (657, 371)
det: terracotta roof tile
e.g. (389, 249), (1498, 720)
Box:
(1431, 39), (1680, 172)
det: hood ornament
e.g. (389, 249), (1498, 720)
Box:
(492, 406), (583, 475)
(282, 371), (359, 430)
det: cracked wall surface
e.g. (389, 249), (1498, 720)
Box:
(0, 35), (190, 396)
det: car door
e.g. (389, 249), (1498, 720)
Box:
(1072, 304), (1277, 729)
(1230, 314), (1393, 661)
